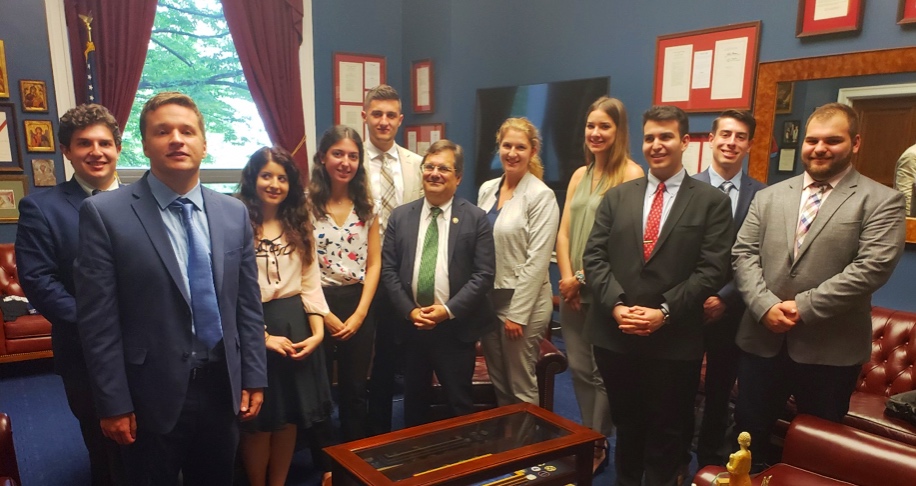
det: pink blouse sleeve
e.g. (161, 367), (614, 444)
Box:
(300, 250), (330, 315)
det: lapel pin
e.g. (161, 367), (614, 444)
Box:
(452, 217), (459, 224)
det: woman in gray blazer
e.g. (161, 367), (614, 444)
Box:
(477, 118), (559, 406)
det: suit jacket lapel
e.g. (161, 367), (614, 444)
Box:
(735, 174), (754, 225)
(202, 189), (226, 297)
(651, 176), (694, 260)
(131, 176), (191, 306)
(625, 179), (648, 259)
(62, 177), (87, 212)
(448, 199), (464, 264)
(402, 200), (422, 274)
(795, 171), (858, 261)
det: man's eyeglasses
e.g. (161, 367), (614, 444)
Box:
(422, 164), (455, 175)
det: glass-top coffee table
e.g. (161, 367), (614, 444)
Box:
(325, 403), (604, 485)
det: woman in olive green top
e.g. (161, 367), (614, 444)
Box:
(555, 96), (644, 472)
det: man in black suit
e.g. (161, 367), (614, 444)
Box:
(692, 110), (766, 468)
(584, 105), (733, 486)
(15, 104), (125, 485)
(381, 139), (497, 427)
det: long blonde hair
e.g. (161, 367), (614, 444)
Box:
(496, 117), (544, 180)
(584, 96), (631, 194)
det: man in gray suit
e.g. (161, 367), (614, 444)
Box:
(732, 102), (906, 471)
(692, 110), (766, 468)
(362, 84), (426, 434)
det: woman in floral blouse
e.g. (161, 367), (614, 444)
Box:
(308, 125), (380, 442)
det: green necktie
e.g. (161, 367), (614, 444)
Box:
(416, 206), (442, 306)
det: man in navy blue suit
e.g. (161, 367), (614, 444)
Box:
(16, 104), (125, 485)
(75, 92), (267, 485)
(691, 110), (766, 468)
(381, 140), (497, 427)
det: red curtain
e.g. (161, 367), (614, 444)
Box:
(221, 0), (309, 181)
(64, 0), (157, 129)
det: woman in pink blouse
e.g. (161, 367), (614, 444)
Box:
(308, 126), (380, 442)
(237, 147), (333, 486)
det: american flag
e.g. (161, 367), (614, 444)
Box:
(79, 13), (100, 104)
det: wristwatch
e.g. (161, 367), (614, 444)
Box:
(659, 306), (671, 324)
(574, 270), (586, 286)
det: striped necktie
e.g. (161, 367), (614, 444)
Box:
(795, 182), (830, 257)
(379, 153), (397, 228)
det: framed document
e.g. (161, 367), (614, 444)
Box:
(0, 103), (22, 171)
(653, 21), (761, 112)
(333, 52), (386, 138)
(411, 59), (434, 114)
(796, 0), (864, 37)
(403, 123), (444, 156)
(899, 0), (916, 25)
(0, 174), (28, 222)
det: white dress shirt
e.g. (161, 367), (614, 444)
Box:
(411, 197), (454, 318)
(708, 168), (742, 216)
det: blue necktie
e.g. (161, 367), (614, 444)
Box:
(172, 198), (223, 349)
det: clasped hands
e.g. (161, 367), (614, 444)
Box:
(410, 305), (449, 330)
(762, 300), (799, 333)
(613, 305), (666, 336)
(266, 334), (320, 360)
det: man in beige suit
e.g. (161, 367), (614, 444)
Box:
(363, 84), (425, 434)
(732, 103), (906, 471)
(893, 141), (916, 216)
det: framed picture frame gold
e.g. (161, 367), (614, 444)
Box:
(19, 80), (48, 113)
(24, 120), (54, 152)
(0, 174), (28, 222)
(0, 41), (10, 98)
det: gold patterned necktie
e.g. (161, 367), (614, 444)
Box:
(416, 206), (442, 306)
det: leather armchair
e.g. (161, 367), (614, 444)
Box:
(0, 413), (21, 486)
(693, 414), (916, 486)
(0, 243), (53, 363)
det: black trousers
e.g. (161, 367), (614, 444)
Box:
(323, 283), (375, 442)
(695, 341), (740, 468)
(122, 363), (238, 486)
(403, 329), (476, 427)
(594, 346), (701, 486)
(366, 288), (406, 435)
(61, 371), (126, 486)
(734, 348), (859, 470)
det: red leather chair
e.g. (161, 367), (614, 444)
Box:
(0, 243), (53, 363)
(0, 413), (21, 486)
(694, 414), (916, 486)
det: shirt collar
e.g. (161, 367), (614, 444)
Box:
(367, 142), (399, 162)
(708, 167), (742, 189)
(648, 168), (687, 192)
(148, 171), (204, 210)
(75, 174), (120, 196)
(803, 163), (852, 190)
(424, 196), (453, 216)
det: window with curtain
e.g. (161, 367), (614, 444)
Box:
(118, 0), (271, 189)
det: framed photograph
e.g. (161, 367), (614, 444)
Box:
(31, 159), (56, 186)
(782, 120), (801, 145)
(796, 0), (864, 37)
(775, 82), (795, 114)
(19, 80), (48, 113)
(0, 41), (9, 98)
(653, 21), (761, 112)
(0, 103), (22, 171)
(24, 120), (54, 152)
(899, 0), (916, 25)
(0, 174), (28, 222)
(411, 59), (434, 114)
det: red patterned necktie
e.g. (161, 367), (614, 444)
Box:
(643, 182), (666, 261)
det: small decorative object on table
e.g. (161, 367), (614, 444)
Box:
(714, 431), (751, 486)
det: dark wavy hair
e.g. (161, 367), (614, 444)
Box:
(308, 125), (374, 223)
(236, 146), (313, 264)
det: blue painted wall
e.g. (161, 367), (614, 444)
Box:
(0, 0), (65, 243)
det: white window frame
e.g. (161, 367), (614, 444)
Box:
(44, 0), (317, 184)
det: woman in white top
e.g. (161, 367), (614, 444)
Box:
(237, 147), (333, 486)
(477, 117), (559, 406)
(308, 125), (380, 442)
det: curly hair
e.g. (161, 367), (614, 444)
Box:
(58, 104), (121, 148)
(236, 146), (313, 265)
(308, 125), (374, 223)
